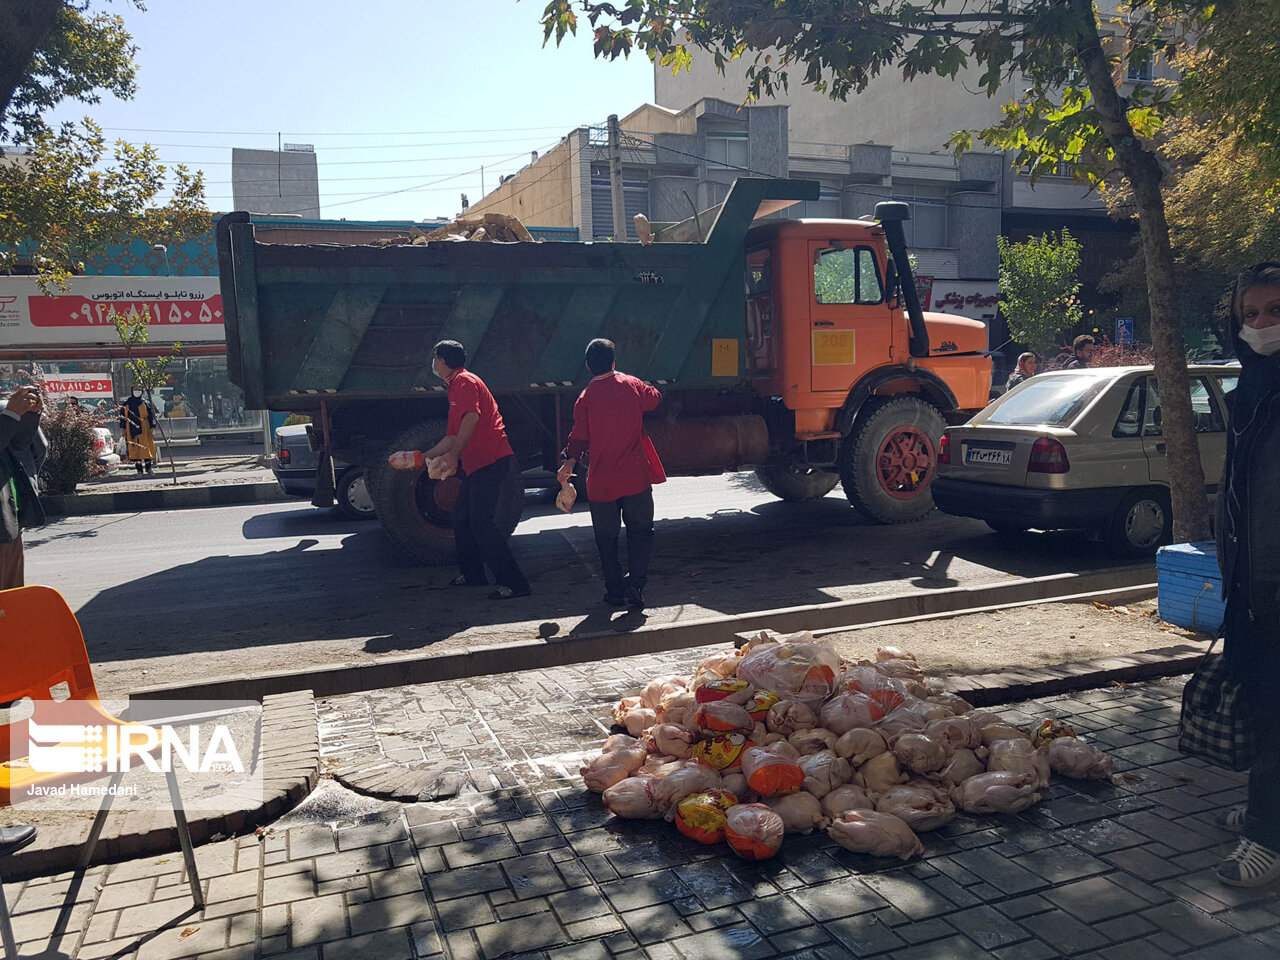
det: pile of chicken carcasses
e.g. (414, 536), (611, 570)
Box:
(581, 631), (1115, 861)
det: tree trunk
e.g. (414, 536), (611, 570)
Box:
(0, 0), (63, 129)
(1070, 0), (1211, 543)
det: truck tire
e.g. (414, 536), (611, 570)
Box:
(839, 396), (945, 524)
(366, 422), (458, 564)
(754, 461), (840, 501)
(335, 466), (376, 521)
(1106, 488), (1171, 558)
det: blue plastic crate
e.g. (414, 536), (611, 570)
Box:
(1157, 541), (1226, 634)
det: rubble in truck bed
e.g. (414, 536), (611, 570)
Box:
(365, 212), (537, 246)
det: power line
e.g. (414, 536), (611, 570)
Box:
(99, 124), (580, 137)
(122, 134), (571, 151)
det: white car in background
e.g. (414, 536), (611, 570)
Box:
(932, 363), (1238, 557)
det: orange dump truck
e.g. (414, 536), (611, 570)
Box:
(216, 177), (992, 562)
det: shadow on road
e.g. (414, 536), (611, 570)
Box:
(70, 495), (1129, 667)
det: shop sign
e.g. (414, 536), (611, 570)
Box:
(928, 281), (1000, 320)
(42, 376), (115, 401)
(0, 277), (225, 348)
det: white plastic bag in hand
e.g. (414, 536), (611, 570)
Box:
(556, 480), (576, 513)
(426, 455), (456, 480)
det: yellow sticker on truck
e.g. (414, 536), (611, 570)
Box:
(813, 329), (855, 366)
(712, 338), (739, 377)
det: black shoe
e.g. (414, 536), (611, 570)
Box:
(145, 462), (153, 474)
(0, 824), (36, 855)
(603, 592), (626, 607)
(624, 584), (645, 610)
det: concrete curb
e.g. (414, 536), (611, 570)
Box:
(41, 481), (285, 517)
(131, 566), (1155, 703)
(4, 690), (319, 881)
(944, 639), (1210, 707)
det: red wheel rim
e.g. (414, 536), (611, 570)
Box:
(876, 425), (935, 500)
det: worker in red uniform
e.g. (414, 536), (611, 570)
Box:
(557, 338), (665, 609)
(389, 340), (529, 600)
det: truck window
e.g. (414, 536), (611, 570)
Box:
(814, 247), (883, 305)
(746, 250), (772, 295)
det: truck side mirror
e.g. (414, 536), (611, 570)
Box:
(885, 257), (900, 306)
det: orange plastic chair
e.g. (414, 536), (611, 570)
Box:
(0, 586), (203, 958)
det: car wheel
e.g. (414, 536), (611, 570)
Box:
(335, 467), (376, 521)
(1107, 488), (1172, 557)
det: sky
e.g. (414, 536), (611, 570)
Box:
(46, 0), (656, 222)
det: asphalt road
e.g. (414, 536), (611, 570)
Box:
(27, 474), (1137, 695)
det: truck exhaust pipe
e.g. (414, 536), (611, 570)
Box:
(874, 201), (930, 358)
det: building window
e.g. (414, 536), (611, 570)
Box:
(706, 133), (749, 169)
(589, 167), (650, 240)
(891, 194), (948, 248)
(1127, 60), (1154, 82)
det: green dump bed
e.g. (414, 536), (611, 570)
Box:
(215, 179), (818, 411)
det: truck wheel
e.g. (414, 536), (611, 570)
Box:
(1106, 488), (1171, 558)
(839, 396), (945, 524)
(366, 422), (464, 565)
(754, 461), (840, 501)
(335, 467), (376, 521)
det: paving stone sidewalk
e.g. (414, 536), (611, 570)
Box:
(4, 647), (1278, 960)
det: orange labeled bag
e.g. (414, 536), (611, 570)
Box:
(693, 733), (753, 771)
(674, 789), (738, 844)
(740, 746), (804, 797)
(745, 689), (780, 723)
(725, 803), (786, 860)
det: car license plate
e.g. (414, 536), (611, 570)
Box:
(965, 446), (1013, 466)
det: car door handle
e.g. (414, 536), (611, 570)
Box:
(1155, 443), (1166, 453)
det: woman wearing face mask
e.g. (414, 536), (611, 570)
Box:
(1213, 262), (1280, 886)
(119, 387), (159, 475)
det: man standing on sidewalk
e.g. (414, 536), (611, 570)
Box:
(389, 341), (529, 600)
(557, 339), (665, 610)
(0, 385), (46, 590)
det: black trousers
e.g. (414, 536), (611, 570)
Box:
(454, 456), (528, 592)
(588, 489), (654, 597)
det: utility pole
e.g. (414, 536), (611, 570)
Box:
(608, 114), (627, 239)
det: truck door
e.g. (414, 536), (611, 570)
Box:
(809, 243), (892, 393)
(1140, 375), (1228, 488)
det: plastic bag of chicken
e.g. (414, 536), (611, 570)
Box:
(556, 479), (577, 514)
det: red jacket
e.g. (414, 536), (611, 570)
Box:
(565, 371), (665, 502)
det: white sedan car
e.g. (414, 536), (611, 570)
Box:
(932, 363), (1238, 556)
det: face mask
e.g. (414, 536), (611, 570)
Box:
(1240, 323), (1280, 356)
(132, 390), (143, 398)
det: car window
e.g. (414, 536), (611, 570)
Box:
(1217, 375), (1239, 417)
(1113, 379), (1145, 438)
(1141, 376), (1226, 437)
(984, 375), (1110, 427)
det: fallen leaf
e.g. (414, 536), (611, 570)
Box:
(179, 927), (199, 940)
(1092, 601), (1111, 610)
